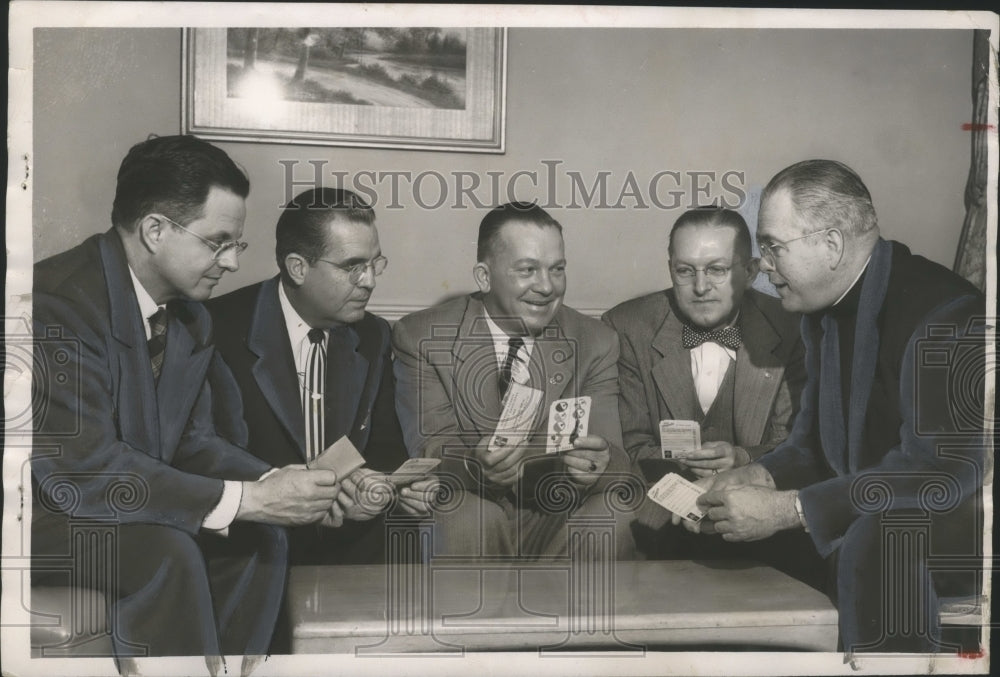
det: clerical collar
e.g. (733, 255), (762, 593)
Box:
(830, 255), (872, 317)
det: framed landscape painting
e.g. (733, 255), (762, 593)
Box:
(183, 27), (506, 152)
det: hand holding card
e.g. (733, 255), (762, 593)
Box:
(546, 396), (591, 454)
(388, 457), (441, 486)
(659, 420), (700, 460)
(647, 472), (706, 523)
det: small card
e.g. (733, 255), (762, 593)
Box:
(307, 436), (366, 479)
(488, 382), (544, 452)
(387, 457), (441, 486)
(659, 419), (701, 459)
(546, 396), (592, 454)
(647, 472), (706, 523)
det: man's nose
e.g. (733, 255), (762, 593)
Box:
(217, 249), (239, 272)
(533, 271), (554, 295)
(692, 270), (712, 294)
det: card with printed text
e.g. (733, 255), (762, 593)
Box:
(647, 472), (706, 523)
(489, 382), (544, 452)
(307, 435), (366, 479)
(659, 419), (701, 459)
(388, 457), (441, 486)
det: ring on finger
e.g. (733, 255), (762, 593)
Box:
(588, 461), (597, 472)
(712, 469), (718, 475)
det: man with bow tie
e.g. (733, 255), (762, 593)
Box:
(603, 207), (815, 573)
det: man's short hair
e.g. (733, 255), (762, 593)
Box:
(668, 207), (753, 261)
(761, 159), (878, 236)
(477, 202), (563, 262)
(111, 134), (250, 231)
(275, 187), (375, 275)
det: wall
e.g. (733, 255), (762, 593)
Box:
(33, 27), (974, 316)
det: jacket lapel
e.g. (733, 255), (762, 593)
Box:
(733, 293), (784, 446)
(326, 325), (368, 442)
(156, 305), (213, 456)
(249, 278), (307, 457)
(100, 231), (161, 452)
(650, 295), (699, 421)
(846, 239), (892, 472)
(451, 297), (505, 436)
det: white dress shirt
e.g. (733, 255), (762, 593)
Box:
(690, 340), (737, 415)
(483, 311), (534, 386)
(128, 266), (242, 531)
(278, 280), (328, 389)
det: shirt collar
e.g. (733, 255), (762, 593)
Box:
(482, 310), (534, 359)
(278, 279), (322, 351)
(128, 265), (162, 325)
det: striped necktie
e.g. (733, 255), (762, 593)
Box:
(303, 328), (326, 462)
(147, 308), (168, 381)
(498, 337), (525, 400)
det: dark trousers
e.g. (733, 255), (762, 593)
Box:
(834, 496), (982, 653)
(32, 508), (288, 657)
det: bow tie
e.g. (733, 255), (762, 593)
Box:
(682, 324), (742, 351)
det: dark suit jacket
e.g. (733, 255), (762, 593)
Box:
(759, 239), (986, 557)
(207, 277), (408, 563)
(392, 294), (629, 496)
(32, 229), (269, 533)
(602, 288), (805, 465)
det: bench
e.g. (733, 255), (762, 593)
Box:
(286, 559), (840, 653)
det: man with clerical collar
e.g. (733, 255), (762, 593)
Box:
(393, 201), (634, 558)
(686, 160), (987, 653)
(603, 207), (817, 582)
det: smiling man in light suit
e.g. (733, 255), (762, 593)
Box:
(393, 202), (635, 559)
(603, 207), (820, 583)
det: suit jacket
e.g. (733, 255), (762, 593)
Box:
(392, 294), (629, 496)
(759, 239), (986, 557)
(206, 276), (407, 472)
(32, 229), (269, 534)
(602, 288), (805, 465)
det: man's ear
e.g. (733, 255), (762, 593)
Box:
(824, 227), (846, 269)
(137, 215), (165, 254)
(285, 254), (309, 286)
(473, 262), (491, 294)
(743, 257), (760, 289)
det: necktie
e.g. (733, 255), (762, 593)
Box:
(682, 324), (742, 351)
(303, 328), (326, 462)
(147, 308), (168, 381)
(498, 337), (525, 400)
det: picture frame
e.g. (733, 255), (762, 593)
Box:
(182, 27), (506, 152)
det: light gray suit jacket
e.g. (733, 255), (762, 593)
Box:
(602, 288), (805, 464)
(393, 294), (629, 494)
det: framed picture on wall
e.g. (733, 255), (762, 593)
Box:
(182, 27), (506, 152)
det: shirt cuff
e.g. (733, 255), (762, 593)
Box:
(202, 480), (243, 532)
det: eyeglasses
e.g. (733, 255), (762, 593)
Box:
(156, 214), (249, 261)
(315, 255), (388, 285)
(670, 263), (733, 285)
(758, 227), (833, 264)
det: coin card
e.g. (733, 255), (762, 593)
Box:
(546, 396), (591, 454)
(647, 472), (706, 522)
(659, 419), (701, 459)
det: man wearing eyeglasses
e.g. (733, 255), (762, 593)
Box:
(208, 187), (426, 580)
(603, 208), (817, 578)
(31, 135), (343, 664)
(689, 160), (986, 652)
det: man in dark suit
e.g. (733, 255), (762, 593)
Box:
(603, 208), (817, 580)
(393, 202), (635, 559)
(31, 135), (341, 666)
(208, 187), (430, 568)
(690, 160), (986, 652)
